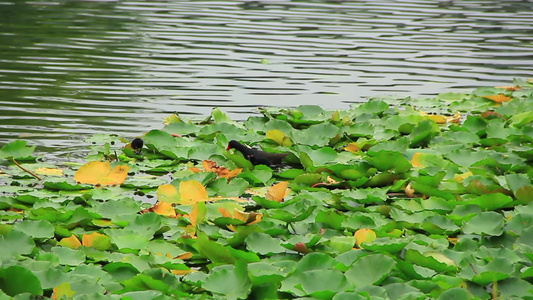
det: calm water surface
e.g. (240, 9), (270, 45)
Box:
(1, 0), (532, 156)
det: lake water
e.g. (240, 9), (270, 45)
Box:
(1, 0), (532, 156)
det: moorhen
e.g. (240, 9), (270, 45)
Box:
(131, 138), (144, 154)
(226, 140), (288, 166)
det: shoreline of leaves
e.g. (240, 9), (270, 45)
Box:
(1, 80), (533, 299)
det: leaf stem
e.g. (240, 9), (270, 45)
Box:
(492, 280), (498, 300)
(12, 158), (41, 180)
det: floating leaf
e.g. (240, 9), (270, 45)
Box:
(266, 129), (293, 146)
(179, 180), (208, 205)
(266, 181), (290, 202)
(58, 235), (82, 249)
(202, 260), (251, 299)
(344, 143), (360, 153)
(345, 254), (396, 288)
(52, 282), (75, 299)
(462, 211), (504, 236)
(34, 167), (63, 176)
(483, 94), (512, 103)
(354, 228), (377, 247)
(146, 201), (177, 218)
(156, 184), (180, 204)
(245, 232), (286, 255)
(0, 266), (43, 296)
(201, 160), (242, 179)
(74, 161), (129, 186)
(190, 201), (206, 227)
(0, 140), (36, 159)
(82, 232), (112, 250)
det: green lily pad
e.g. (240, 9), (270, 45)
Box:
(0, 140), (36, 160)
(345, 254), (396, 288)
(202, 261), (251, 300)
(462, 211), (504, 236)
(0, 266), (43, 296)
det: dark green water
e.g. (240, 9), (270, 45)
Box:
(1, 0), (532, 156)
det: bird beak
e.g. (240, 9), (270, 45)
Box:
(226, 145), (231, 151)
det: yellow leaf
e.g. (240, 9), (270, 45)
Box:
(420, 111), (447, 124)
(354, 228), (377, 247)
(82, 232), (102, 247)
(163, 114), (182, 125)
(344, 143), (360, 153)
(175, 252), (193, 260)
(410, 152), (422, 168)
(171, 269), (192, 275)
(426, 114), (447, 124)
(266, 181), (290, 202)
(52, 282), (75, 300)
(266, 129), (293, 146)
(453, 171), (473, 183)
(188, 167), (202, 173)
(447, 237), (458, 245)
(157, 184), (181, 204)
(74, 161), (129, 186)
(233, 208), (252, 223)
(201, 160), (242, 179)
(152, 201), (177, 218)
(179, 180), (208, 205)
(189, 202), (206, 227)
(495, 85), (521, 91)
(58, 234), (81, 249)
(82, 232), (111, 250)
(246, 212), (262, 225)
(202, 160), (217, 171)
(483, 94), (512, 103)
(218, 207), (233, 218)
(34, 167), (63, 176)
(446, 111), (461, 123)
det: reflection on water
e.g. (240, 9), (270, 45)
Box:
(1, 0), (532, 155)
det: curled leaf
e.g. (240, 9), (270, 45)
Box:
(201, 160), (242, 179)
(405, 183), (416, 198)
(266, 129), (293, 146)
(345, 143), (360, 153)
(190, 202), (206, 227)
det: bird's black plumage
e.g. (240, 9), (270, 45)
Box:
(131, 138), (144, 153)
(226, 140), (288, 166)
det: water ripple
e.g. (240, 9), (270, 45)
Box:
(1, 0), (532, 154)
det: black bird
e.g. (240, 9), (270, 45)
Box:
(131, 138), (144, 154)
(226, 140), (288, 166)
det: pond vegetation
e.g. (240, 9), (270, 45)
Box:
(1, 80), (533, 299)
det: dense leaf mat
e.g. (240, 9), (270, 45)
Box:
(1, 83), (533, 299)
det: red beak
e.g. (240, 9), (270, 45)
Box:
(226, 144), (231, 151)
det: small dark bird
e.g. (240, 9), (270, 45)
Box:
(131, 138), (144, 153)
(226, 140), (288, 166)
